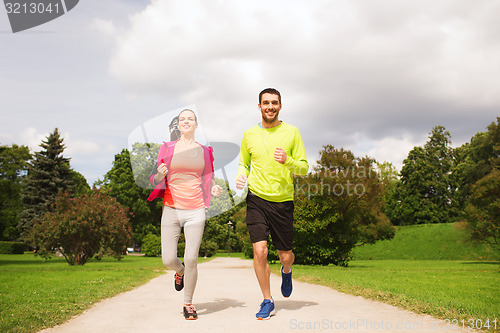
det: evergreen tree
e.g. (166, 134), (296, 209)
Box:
(19, 128), (73, 238)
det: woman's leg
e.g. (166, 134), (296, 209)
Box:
(180, 208), (206, 304)
(161, 206), (184, 274)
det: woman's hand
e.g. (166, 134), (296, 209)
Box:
(211, 185), (223, 197)
(153, 163), (168, 185)
(157, 163), (168, 177)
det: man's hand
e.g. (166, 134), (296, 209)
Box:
(274, 147), (287, 164)
(236, 174), (247, 190)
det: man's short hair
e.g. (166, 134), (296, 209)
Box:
(259, 88), (281, 104)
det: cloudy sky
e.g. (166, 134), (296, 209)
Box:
(1, 0), (499, 188)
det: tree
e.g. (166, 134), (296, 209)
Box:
(206, 177), (236, 218)
(390, 126), (455, 225)
(0, 144), (31, 240)
(129, 142), (161, 190)
(453, 118), (500, 211)
(463, 169), (500, 252)
(19, 129), (74, 238)
(98, 148), (161, 246)
(202, 178), (244, 256)
(28, 189), (132, 265)
(459, 118), (499, 251)
(291, 145), (395, 266)
(70, 169), (91, 196)
(376, 161), (399, 185)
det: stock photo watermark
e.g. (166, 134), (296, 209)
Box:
(289, 317), (498, 331)
(289, 318), (498, 332)
(295, 179), (367, 198)
(294, 166), (382, 199)
(3, 0), (79, 33)
(290, 318), (434, 331)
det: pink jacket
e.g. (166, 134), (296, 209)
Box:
(147, 140), (214, 207)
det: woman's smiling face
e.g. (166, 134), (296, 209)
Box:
(178, 110), (198, 135)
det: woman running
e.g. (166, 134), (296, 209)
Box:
(148, 109), (222, 320)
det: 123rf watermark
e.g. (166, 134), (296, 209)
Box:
(290, 318), (498, 330)
(3, 0), (79, 33)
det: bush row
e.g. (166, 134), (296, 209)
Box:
(0, 241), (25, 254)
(140, 233), (219, 258)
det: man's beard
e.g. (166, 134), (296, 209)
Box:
(263, 111), (279, 124)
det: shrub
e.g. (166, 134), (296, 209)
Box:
(141, 233), (161, 257)
(177, 241), (185, 258)
(292, 146), (395, 266)
(0, 241), (25, 254)
(168, 238), (218, 258)
(199, 239), (218, 257)
(27, 189), (133, 265)
(243, 242), (253, 258)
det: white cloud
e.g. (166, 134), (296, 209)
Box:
(65, 140), (117, 155)
(108, 0), (500, 149)
(0, 133), (14, 144)
(365, 134), (427, 171)
(92, 18), (117, 37)
(20, 128), (49, 152)
(2, 0), (499, 186)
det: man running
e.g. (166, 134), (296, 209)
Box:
(236, 88), (308, 320)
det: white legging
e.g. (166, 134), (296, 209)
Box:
(161, 206), (205, 304)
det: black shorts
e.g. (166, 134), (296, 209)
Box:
(246, 191), (294, 251)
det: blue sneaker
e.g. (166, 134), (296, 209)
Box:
(281, 266), (292, 297)
(255, 299), (275, 320)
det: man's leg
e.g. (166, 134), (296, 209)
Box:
(253, 240), (272, 300)
(278, 249), (294, 297)
(278, 250), (294, 274)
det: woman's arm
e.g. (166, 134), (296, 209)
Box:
(153, 163), (168, 185)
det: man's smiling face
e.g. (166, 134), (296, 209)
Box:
(259, 93), (281, 125)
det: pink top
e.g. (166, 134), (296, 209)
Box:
(164, 145), (205, 209)
(147, 140), (214, 208)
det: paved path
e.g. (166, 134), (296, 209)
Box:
(39, 257), (475, 333)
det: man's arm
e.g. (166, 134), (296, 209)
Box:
(283, 128), (308, 176)
(235, 134), (251, 189)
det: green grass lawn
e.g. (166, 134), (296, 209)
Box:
(271, 260), (499, 331)
(278, 222), (499, 331)
(0, 253), (165, 333)
(353, 223), (498, 261)
(213, 251), (245, 258)
(1, 235), (498, 333)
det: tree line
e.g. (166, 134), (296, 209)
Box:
(0, 118), (498, 265)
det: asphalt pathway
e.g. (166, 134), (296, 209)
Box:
(39, 257), (475, 333)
